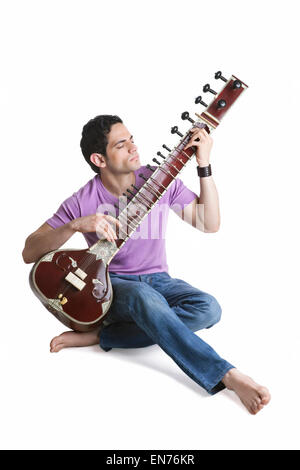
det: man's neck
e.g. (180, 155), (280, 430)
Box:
(99, 170), (136, 198)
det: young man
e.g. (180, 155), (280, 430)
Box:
(22, 115), (270, 414)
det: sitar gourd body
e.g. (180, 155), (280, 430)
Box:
(30, 248), (113, 331)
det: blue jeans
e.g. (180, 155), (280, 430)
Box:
(100, 271), (235, 395)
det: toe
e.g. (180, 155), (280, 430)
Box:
(254, 396), (262, 408)
(260, 388), (271, 405)
(50, 336), (59, 348)
(50, 342), (64, 353)
(50, 335), (65, 353)
(251, 400), (259, 414)
(50, 332), (69, 350)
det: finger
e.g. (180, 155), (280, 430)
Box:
(184, 132), (202, 148)
(198, 130), (209, 140)
(104, 229), (116, 242)
(107, 219), (121, 238)
(97, 220), (116, 241)
(187, 143), (201, 150)
(191, 130), (206, 141)
(187, 136), (201, 147)
(189, 128), (201, 136)
(104, 223), (117, 241)
(104, 214), (122, 227)
(184, 138), (198, 149)
(100, 215), (121, 237)
(98, 225), (113, 242)
(184, 142), (200, 150)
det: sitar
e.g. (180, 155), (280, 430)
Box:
(29, 71), (248, 331)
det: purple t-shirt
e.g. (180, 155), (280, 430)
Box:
(46, 165), (197, 275)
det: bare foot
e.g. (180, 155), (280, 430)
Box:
(50, 329), (100, 353)
(222, 368), (271, 415)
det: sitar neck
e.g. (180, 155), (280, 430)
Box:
(87, 73), (248, 265)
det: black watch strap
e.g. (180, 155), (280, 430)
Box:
(197, 164), (212, 177)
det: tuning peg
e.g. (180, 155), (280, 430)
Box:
(126, 188), (136, 197)
(181, 112), (195, 124)
(195, 96), (208, 107)
(162, 144), (171, 152)
(131, 184), (139, 191)
(214, 71), (228, 82)
(203, 84), (217, 95)
(157, 151), (166, 159)
(232, 79), (242, 89)
(152, 158), (161, 165)
(171, 126), (183, 137)
(217, 99), (227, 109)
(139, 173), (147, 181)
(146, 164), (155, 172)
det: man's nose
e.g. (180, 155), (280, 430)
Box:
(129, 142), (137, 152)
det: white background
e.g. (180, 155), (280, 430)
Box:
(1, 0), (299, 450)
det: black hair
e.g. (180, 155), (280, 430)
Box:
(80, 114), (123, 173)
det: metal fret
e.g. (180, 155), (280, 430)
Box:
(134, 201), (149, 217)
(174, 147), (191, 160)
(138, 189), (154, 206)
(125, 204), (144, 223)
(119, 197), (147, 222)
(133, 193), (152, 210)
(164, 160), (180, 174)
(157, 165), (175, 179)
(149, 176), (167, 191)
(144, 182), (162, 199)
(171, 154), (186, 166)
(124, 212), (142, 228)
(113, 218), (129, 239)
(118, 211), (138, 232)
(129, 211), (143, 223)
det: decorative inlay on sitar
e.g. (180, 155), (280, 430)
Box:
(30, 71), (248, 331)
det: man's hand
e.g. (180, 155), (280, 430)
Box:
(184, 127), (213, 167)
(70, 213), (122, 243)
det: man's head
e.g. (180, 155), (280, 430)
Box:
(80, 115), (140, 175)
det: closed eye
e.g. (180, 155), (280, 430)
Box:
(117, 137), (134, 149)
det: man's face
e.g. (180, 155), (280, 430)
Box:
(101, 123), (141, 174)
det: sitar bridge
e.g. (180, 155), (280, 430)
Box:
(65, 270), (87, 291)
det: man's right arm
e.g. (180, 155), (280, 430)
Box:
(22, 221), (76, 264)
(22, 214), (122, 264)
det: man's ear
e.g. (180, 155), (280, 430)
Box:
(90, 153), (106, 169)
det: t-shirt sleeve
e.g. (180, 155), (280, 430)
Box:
(169, 178), (197, 213)
(46, 193), (81, 229)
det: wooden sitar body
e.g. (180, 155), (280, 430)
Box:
(29, 248), (113, 331)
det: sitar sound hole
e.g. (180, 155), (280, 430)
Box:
(55, 253), (75, 271)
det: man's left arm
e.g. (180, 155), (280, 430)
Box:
(173, 127), (220, 233)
